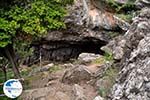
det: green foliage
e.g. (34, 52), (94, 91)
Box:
(14, 40), (33, 64)
(6, 0), (66, 36)
(0, 0), (72, 48)
(116, 13), (133, 22)
(0, 0), (74, 63)
(105, 0), (136, 24)
(91, 57), (105, 65)
(0, 1), (73, 98)
(104, 52), (113, 61)
(106, 0), (136, 13)
(91, 52), (113, 65)
(107, 31), (120, 38)
(49, 65), (62, 73)
(106, 0), (119, 10)
(60, 0), (74, 5)
(0, 18), (19, 47)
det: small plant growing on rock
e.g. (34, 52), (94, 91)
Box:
(91, 57), (105, 65)
(107, 31), (120, 38)
(116, 12), (134, 23)
(104, 52), (114, 62)
(106, 0), (136, 12)
(49, 65), (62, 73)
(105, 0), (136, 23)
(98, 66), (119, 97)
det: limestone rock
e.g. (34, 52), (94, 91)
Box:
(93, 96), (104, 100)
(40, 63), (54, 72)
(113, 46), (124, 60)
(55, 92), (70, 100)
(113, 16), (130, 31)
(66, 0), (130, 31)
(101, 36), (126, 60)
(110, 8), (150, 100)
(135, 0), (150, 8)
(78, 53), (102, 63)
(62, 65), (92, 84)
(72, 84), (87, 100)
(114, 0), (129, 4)
(20, 87), (56, 100)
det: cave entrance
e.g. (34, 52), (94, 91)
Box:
(39, 38), (106, 61)
(25, 38), (107, 65)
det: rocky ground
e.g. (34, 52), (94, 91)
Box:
(20, 53), (117, 100)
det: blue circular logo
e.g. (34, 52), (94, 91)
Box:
(3, 79), (23, 98)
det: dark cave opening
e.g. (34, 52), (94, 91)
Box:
(24, 38), (107, 65)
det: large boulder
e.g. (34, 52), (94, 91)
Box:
(110, 8), (150, 100)
(62, 65), (92, 84)
(78, 53), (102, 63)
(66, 0), (130, 31)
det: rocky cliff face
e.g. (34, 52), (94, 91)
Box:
(110, 7), (150, 100)
(135, 0), (150, 8)
(27, 0), (130, 65)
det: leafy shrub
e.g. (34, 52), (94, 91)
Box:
(104, 52), (113, 61)
(0, 0), (67, 42)
(106, 0), (136, 13)
(0, 0), (73, 62)
(116, 13), (133, 22)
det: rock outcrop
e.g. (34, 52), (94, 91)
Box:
(135, 0), (150, 8)
(62, 65), (92, 84)
(110, 8), (150, 100)
(25, 0), (131, 65)
(72, 84), (87, 100)
(78, 53), (102, 63)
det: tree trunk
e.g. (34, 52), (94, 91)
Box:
(2, 65), (7, 81)
(4, 45), (21, 79)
